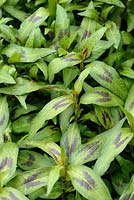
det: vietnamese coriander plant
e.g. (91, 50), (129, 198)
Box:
(0, 0), (134, 199)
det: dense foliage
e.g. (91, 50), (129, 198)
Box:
(0, 0), (134, 199)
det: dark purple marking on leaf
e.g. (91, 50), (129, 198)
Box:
(129, 100), (134, 111)
(96, 97), (112, 103)
(52, 98), (68, 110)
(114, 132), (129, 148)
(102, 111), (111, 125)
(130, 194), (134, 200)
(94, 91), (110, 97)
(64, 53), (78, 62)
(121, 194), (131, 200)
(64, 137), (78, 157)
(27, 116), (34, 123)
(83, 171), (96, 189)
(81, 141), (99, 159)
(3, 134), (9, 142)
(0, 157), (13, 170)
(75, 177), (93, 190)
(9, 192), (19, 200)
(82, 30), (91, 40)
(58, 29), (68, 40)
(1, 198), (9, 200)
(96, 68), (113, 83)
(29, 14), (42, 23)
(25, 180), (44, 188)
(26, 153), (35, 167)
(0, 114), (5, 125)
(23, 172), (40, 185)
(48, 148), (60, 157)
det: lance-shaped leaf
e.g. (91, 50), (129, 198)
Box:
(48, 52), (81, 83)
(28, 95), (73, 138)
(94, 105), (114, 129)
(68, 165), (112, 200)
(88, 61), (128, 100)
(93, 119), (133, 176)
(18, 150), (54, 170)
(8, 168), (50, 195)
(119, 175), (134, 200)
(55, 4), (69, 40)
(0, 78), (48, 96)
(95, 0), (125, 7)
(18, 7), (49, 43)
(69, 134), (103, 165)
(60, 122), (81, 162)
(26, 140), (62, 165)
(0, 96), (9, 143)
(0, 24), (16, 43)
(105, 20), (121, 49)
(74, 67), (92, 95)
(0, 64), (15, 84)
(80, 86), (124, 107)
(80, 27), (107, 59)
(0, 187), (29, 200)
(2, 44), (55, 63)
(0, 142), (18, 186)
(46, 165), (63, 196)
(125, 83), (134, 117)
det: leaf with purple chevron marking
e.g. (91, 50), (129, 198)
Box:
(80, 86), (124, 107)
(94, 119), (133, 176)
(0, 143), (18, 187)
(119, 175), (134, 200)
(8, 168), (50, 195)
(68, 165), (112, 200)
(88, 61), (128, 100)
(28, 95), (73, 138)
(0, 96), (9, 143)
(0, 187), (29, 200)
(60, 122), (81, 163)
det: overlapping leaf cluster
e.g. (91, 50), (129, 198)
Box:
(0, 0), (134, 199)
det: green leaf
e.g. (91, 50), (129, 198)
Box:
(0, 96), (9, 143)
(59, 105), (74, 133)
(0, 78), (48, 95)
(119, 175), (134, 200)
(3, 5), (28, 22)
(80, 86), (124, 107)
(94, 106), (114, 129)
(48, 52), (81, 83)
(105, 20), (121, 49)
(60, 122), (81, 162)
(0, 142), (18, 186)
(125, 83), (134, 117)
(8, 168), (50, 195)
(0, 64), (16, 84)
(93, 119), (133, 176)
(127, 12), (134, 32)
(80, 27), (107, 59)
(47, 165), (63, 196)
(16, 94), (27, 109)
(68, 165), (112, 200)
(18, 7), (49, 43)
(28, 95), (73, 138)
(12, 113), (35, 133)
(18, 150), (54, 170)
(2, 44), (55, 63)
(25, 140), (62, 164)
(0, 0), (6, 8)
(55, 4), (70, 40)
(69, 135), (102, 165)
(95, 0), (125, 8)
(88, 61), (128, 100)
(0, 187), (29, 200)
(0, 24), (16, 42)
